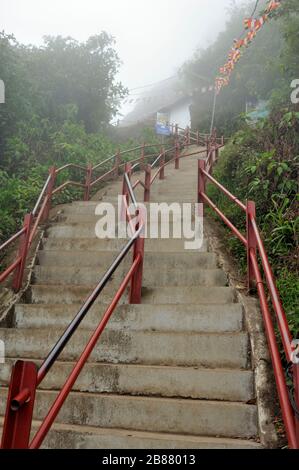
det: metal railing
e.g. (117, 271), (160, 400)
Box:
(1, 125), (297, 448)
(0, 139), (189, 293)
(1, 125), (208, 448)
(198, 149), (299, 449)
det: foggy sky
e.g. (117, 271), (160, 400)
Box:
(1, 0), (246, 116)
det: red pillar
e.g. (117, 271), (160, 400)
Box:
(130, 211), (145, 304)
(42, 166), (56, 222)
(198, 159), (206, 217)
(12, 213), (32, 292)
(1, 360), (38, 448)
(198, 159), (206, 203)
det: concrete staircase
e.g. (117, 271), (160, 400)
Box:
(0, 150), (261, 448)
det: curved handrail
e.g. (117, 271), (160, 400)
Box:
(0, 127), (212, 292)
(36, 223), (144, 384)
(55, 163), (86, 174)
(2, 124), (204, 450)
(197, 155), (299, 449)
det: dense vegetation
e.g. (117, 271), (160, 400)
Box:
(182, 0), (299, 339)
(0, 32), (160, 247)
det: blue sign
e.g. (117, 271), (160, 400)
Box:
(156, 113), (171, 136)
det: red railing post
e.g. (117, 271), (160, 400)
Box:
(42, 166), (56, 222)
(130, 212), (145, 304)
(12, 213), (32, 292)
(122, 162), (131, 196)
(159, 148), (165, 180)
(84, 164), (92, 201)
(175, 123), (178, 138)
(246, 201), (257, 291)
(144, 164), (151, 202)
(121, 163), (131, 222)
(198, 160), (206, 218)
(1, 360), (38, 449)
(175, 141), (180, 170)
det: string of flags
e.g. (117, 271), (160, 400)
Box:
(122, 85), (215, 105)
(215, 0), (281, 94)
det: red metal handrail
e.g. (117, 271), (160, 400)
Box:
(198, 157), (299, 449)
(0, 138), (184, 293)
(1, 125), (208, 448)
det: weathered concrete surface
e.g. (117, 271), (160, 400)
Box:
(0, 417), (262, 449)
(0, 389), (258, 439)
(42, 236), (208, 252)
(14, 303), (244, 332)
(0, 328), (250, 368)
(29, 284), (236, 305)
(0, 146), (264, 448)
(33, 265), (227, 287)
(0, 360), (254, 401)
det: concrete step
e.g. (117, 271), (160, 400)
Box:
(57, 200), (198, 214)
(0, 328), (249, 368)
(37, 250), (218, 269)
(29, 284), (236, 305)
(14, 303), (244, 333)
(42, 237), (209, 252)
(46, 222), (202, 239)
(0, 359), (254, 401)
(0, 389), (257, 438)
(33, 265), (227, 287)
(0, 417), (261, 449)
(33, 421), (263, 449)
(57, 207), (200, 223)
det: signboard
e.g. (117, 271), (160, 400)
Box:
(155, 112), (171, 136)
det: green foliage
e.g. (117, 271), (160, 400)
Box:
(0, 31), (127, 150)
(0, 168), (45, 242)
(207, 108), (298, 339)
(0, 31), (163, 250)
(181, 0), (299, 135)
(180, 1), (285, 134)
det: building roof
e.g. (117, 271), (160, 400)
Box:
(120, 76), (190, 127)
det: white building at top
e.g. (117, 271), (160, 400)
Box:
(119, 76), (192, 130)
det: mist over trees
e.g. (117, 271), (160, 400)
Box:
(181, 0), (299, 336)
(0, 31), (126, 152)
(0, 31), (130, 243)
(181, 0), (299, 134)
